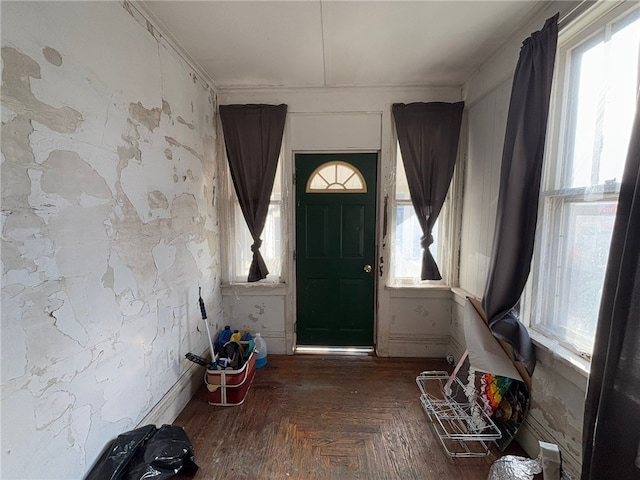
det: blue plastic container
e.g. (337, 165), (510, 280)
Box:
(254, 333), (267, 368)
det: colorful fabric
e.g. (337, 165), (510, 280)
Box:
(479, 373), (512, 415)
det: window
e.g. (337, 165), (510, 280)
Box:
(306, 161), (367, 192)
(227, 152), (284, 283)
(390, 142), (447, 284)
(531, 5), (640, 357)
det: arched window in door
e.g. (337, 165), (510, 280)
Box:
(305, 160), (367, 193)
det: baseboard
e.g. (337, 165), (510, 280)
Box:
(137, 350), (208, 427)
(261, 331), (287, 355)
(447, 335), (466, 363)
(516, 413), (581, 479)
(388, 333), (449, 357)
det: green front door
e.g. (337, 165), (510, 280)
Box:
(295, 153), (377, 346)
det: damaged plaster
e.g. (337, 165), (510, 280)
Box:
(129, 101), (161, 132)
(42, 46), (62, 67)
(1, 2), (219, 479)
(165, 135), (204, 161)
(1, 47), (83, 134)
(177, 115), (195, 130)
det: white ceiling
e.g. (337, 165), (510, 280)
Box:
(141, 1), (547, 90)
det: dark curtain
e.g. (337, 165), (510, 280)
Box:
(219, 104), (287, 282)
(581, 93), (640, 479)
(481, 14), (558, 376)
(392, 101), (464, 280)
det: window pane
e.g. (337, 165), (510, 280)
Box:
(230, 158), (283, 282)
(271, 160), (282, 199)
(564, 11), (640, 189)
(534, 7), (640, 355)
(335, 164), (353, 184)
(343, 176), (364, 190)
(393, 142), (444, 282)
(309, 175), (329, 190)
(394, 204), (439, 279)
(233, 203), (282, 281)
(306, 161), (366, 192)
(395, 143), (411, 200)
(540, 200), (616, 353)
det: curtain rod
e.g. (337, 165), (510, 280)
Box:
(558, 0), (597, 30)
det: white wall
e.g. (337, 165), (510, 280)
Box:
(217, 86), (461, 357)
(387, 288), (452, 357)
(0, 2), (219, 478)
(458, 79), (510, 296)
(459, 2), (587, 476)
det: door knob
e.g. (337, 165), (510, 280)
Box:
(363, 264), (372, 273)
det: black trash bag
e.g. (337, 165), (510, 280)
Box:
(124, 425), (198, 480)
(86, 425), (157, 480)
(85, 424), (198, 480)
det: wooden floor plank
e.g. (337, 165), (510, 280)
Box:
(173, 354), (531, 479)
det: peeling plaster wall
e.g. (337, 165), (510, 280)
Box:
(458, 4), (587, 475)
(1, 2), (219, 478)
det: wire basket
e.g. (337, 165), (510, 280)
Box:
(416, 370), (502, 457)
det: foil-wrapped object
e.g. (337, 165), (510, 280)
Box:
(488, 452), (576, 480)
(487, 453), (542, 480)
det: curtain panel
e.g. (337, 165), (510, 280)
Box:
(481, 14), (558, 376)
(392, 101), (464, 281)
(219, 104), (287, 282)
(581, 92), (640, 480)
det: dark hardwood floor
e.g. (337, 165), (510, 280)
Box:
(174, 354), (529, 480)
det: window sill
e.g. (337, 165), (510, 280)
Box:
(528, 329), (590, 379)
(385, 284), (452, 299)
(221, 283), (287, 296)
(387, 279), (448, 288)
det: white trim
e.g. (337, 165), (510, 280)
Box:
(137, 349), (209, 427)
(387, 333), (450, 357)
(386, 285), (452, 299)
(129, 0), (218, 90)
(450, 287), (471, 306)
(517, 412), (582, 479)
(216, 85), (462, 108)
(529, 331), (590, 377)
(221, 283), (288, 296)
(218, 84), (464, 95)
(295, 346), (374, 355)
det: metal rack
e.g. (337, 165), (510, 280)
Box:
(416, 370), (502, 457)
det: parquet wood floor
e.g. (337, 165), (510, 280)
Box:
(174, 354), (530, 480)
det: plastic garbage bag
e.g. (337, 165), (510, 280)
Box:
(85, 424), (198, 480)
(125, 425), (198, 479)
(85, 425), (156, 480)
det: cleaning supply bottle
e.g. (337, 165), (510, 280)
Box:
(215, 326), (232, 353)
(230, 329), (242, 343)
(254, 333), (267, 368)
